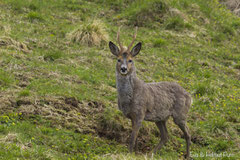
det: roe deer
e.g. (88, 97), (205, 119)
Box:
(109, 27), (192, 159)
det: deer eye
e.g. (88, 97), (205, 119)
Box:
(128, 60), (132, 63)
(117, 59), (121, 62)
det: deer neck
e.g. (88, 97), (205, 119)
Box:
(116, 65), (138, 103)
(116, 64), (144, 116)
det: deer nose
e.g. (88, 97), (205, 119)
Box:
(121, 67), (127, 72)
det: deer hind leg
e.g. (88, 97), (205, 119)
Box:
(173, 118), (191, 159)
(153, 121), (169, 154)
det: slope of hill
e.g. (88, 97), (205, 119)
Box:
(0, 0), (239, 159)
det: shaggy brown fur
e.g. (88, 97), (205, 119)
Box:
(109, 28), (192, 159)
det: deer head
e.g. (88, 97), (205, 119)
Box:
(109, 27), (142, 75)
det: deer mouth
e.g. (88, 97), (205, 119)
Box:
(120, 70), (128, 75)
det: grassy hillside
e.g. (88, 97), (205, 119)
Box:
(0, 0), (239, 159)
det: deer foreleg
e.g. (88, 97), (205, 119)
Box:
(129, 118), (142, 153)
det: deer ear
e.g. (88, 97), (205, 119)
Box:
(131, 42), (141, 57)
(109, 41), (119, 56)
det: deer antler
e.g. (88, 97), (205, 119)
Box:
(117, 26), (123, 51)
(127, 27), (138, 52)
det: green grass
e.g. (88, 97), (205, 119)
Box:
(0, 117), (126, 159)
(0, 69), (16, 90)
(18, 89), (30, 97)
(0, 0), (240, 159)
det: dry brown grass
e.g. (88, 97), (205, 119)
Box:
(221, 0), (240, 16)
(0, 24), (11, 35)
(169, 8), (189, 22)
(0, 133), (31, 150)
(0, 36), (31, 53)
(97, 153), (159, 160)
(0, 133), (18, 143)
(67, 20), (109, 47)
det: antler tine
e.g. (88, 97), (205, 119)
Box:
(127, 26), (138, 51)
(117, 26), (123, 51)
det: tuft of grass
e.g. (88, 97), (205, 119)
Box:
(221, 0), (240, 16)
(18, 89), (30, 97)
(213, 139), (231, 152)
(165, 16), (192, 31)
(26, 11), (44, 22)
(211, 118), (228, 133)
(43, 50), (64, 62)
(28, 3), (38, 11)
(117, 0), (168, 27)
(211, 32), (227, 43)
(153, 38), (167, 47)
(67, 20), (109, 47)
(193, 81), (215, 97)
(233, 63), (240, 69)
(5, 0), (27, 13)
(221, 24), (236, 35)
(0, 69), (16, 90)
(0, 36), (30, 53)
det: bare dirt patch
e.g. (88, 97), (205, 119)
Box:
(0, 93), (103, 134)
(0, 91), (159, 153)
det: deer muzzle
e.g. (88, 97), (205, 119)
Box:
(120, 65), (128, 75)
